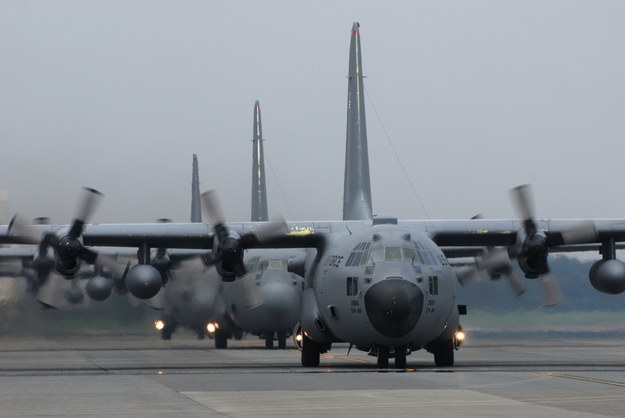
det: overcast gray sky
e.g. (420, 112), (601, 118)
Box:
(1, 1), (624, 225)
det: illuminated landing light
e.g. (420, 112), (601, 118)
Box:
(155, 320), (165, 331)
(206, 322), (219, 334)
(453, 325), (465, 350)
(293, 323), (304, 351)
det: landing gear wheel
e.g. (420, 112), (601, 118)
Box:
(277, 331), (287, 349)
(395, 345), (407, 369)
(377, 346), (390, 369)
(214, 329), (228, 349)
(265, 333), (274, 349)
(196, 328), (205, 340)
(301, 335), (320, 367)
(433, 339), (454, 367)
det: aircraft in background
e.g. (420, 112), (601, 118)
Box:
(153, 103), (304, 349)
(218, 101), (304, 349)
(149, 154), (227, 341)
(4, 22), (625, 368)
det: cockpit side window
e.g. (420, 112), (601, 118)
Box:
(346, 242), (371, 266)
(413, 241), (439, 265)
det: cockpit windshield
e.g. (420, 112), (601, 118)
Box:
(368, 245), (437, 265)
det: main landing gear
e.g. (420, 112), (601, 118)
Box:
(428, 339), (454, 367)
(375, 345), (408, 369)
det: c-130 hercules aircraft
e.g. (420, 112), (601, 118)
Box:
(4, 22), (625, 369)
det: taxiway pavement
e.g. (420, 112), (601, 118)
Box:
(1, 334), (625, 417)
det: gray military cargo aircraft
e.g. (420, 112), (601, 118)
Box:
(150, 103), (304, 349)
(220, 101), (305, 349)
(4, 22), (625, 369)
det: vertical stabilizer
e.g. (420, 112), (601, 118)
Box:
(343, 22), (373, 221)
(251, 100), (269, 222)
(190, 154), (202, 223)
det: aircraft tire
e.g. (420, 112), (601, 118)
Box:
(301, 335), (320, 367)
(214, 330), (228, 349)
(377, 346), (390, 368)
(277, 331), (287, 349)
(265, 334), (274, 349)
(395, 345), (407, 369)
(433, 339), (454, 367)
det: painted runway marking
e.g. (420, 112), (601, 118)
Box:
(547, 372), (625, 388)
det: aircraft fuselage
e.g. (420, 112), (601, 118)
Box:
(305, 224), (458, 352)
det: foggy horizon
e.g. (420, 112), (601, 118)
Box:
(2, 1), (624, 225)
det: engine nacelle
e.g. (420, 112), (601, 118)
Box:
(86, 276), (113, 301)
(55, 256), (81, 277)
(515, 230), (549, 278)
(589, 259), (625, 294)
(126, 264), (162, 299)
(517, 255), (548, 279)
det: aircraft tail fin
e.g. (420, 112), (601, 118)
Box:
(251, 100), (269, 222)
(190, 154), (202, 223)
(343, 22), (373, 221)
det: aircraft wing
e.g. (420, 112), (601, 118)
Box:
(4, 218), (625, 252)
(423, 218), (625, 254)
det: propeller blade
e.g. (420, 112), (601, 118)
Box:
(248, 217), (288, 244)
(510, 184), (535, 221)
(201, 190), (226, 227)
(456, 247), (511, 286)
(504, 270), (525, 296)
(560, 221), (597, 245)
(69, 188), (103, 238)
(36, 275), (69, 309)
(74, 187), (104, 224)
(539, 273), (562, 307)
(456, 265), (480, 286)
(7, 214), (44, 244)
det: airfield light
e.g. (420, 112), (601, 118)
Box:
(155, 320), (165, 331)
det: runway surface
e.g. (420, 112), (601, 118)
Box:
(2, 333), (625, 417)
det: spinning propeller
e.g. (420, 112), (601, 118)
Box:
(8, 187), (125, 281)
(458, 185), (597, 307)
(201, 190), (287, 281)
(510, 184), (596, 307)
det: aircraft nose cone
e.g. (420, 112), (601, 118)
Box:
(364, 278), (423, 338)
(258, 282), (301, 329)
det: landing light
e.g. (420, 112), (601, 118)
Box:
(206, 322), (219, 334)
(155, 320), (165, 331)
(453, 326), (465, 350)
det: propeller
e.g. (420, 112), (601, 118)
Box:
(509, 184), (596, 307)
(457, 214), (525, 296)
(456, 247), (526, 296)
(200, 190), (288, 281)
(8, 187), (126, 280)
